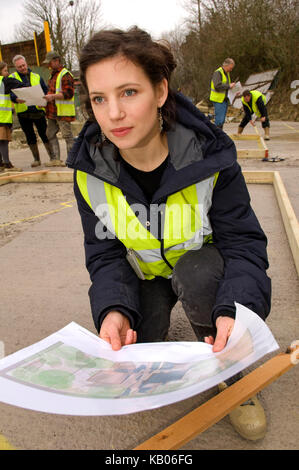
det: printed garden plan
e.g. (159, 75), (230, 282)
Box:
(0, 303), (278, 415)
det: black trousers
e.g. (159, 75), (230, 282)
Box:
(136, 245), (224, 343)
(240, 113), (270, 129)
(18, 114), (49, 145)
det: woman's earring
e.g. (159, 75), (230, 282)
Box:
(101, 129), (106, 143)
(158, 108), (164, 133)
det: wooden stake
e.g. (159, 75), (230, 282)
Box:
(134, 347), (298, 450)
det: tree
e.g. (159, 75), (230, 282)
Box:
(15, 0), (103, 69)
(170, 0), (299, 103)
(182, 0), (203, 32)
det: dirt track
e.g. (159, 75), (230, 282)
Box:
(0, 120), (298, 450)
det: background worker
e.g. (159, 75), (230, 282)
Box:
(0, 61), (24, 172)
(238, 89), (270, 140)
(9, 55), (54, 167)
(210, 58), (236, 129)
(42, 51), (76, 166)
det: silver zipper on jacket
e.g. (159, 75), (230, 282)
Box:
(126, 249), (146, 280)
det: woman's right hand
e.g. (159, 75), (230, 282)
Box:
(99, 311), (137, 351)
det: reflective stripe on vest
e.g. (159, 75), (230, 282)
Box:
(9, 71), (44, 113)
(210, 67), (231, 103)
(76, 170), (218, 280)
(55, 68), (75, 117)
(0, 76), (13, 124)
(241, 90), (266, 118)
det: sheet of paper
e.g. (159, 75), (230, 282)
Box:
(11, 85), (47, 107)
(0, 303), (278, 416)
(228, 80), (243, 105)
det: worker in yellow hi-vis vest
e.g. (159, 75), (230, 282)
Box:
(0, 61), (24, 171)
(238, 89), (270, 140)
(43, 51), (76, 167)
(210, 58), (236, 129)
(9, 55), (54, 167)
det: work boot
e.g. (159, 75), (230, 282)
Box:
(218, 381), (267, 441)
(238, 126), (244, 135)
(264, 128), (270, 140)
(29, 144), (41, 167)
(49, 137), (60, 160)
(45, 137), (62, 167)
(44, 142), (55, 160)
(45, 159), (66, 167)
(3, 162), (23, 172)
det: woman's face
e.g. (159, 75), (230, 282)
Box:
(85, 55), (168, 151)
(1, 66), (9, 77)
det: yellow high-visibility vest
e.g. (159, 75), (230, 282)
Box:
(0, 76), (13, 124)
(210, 67), (231, 103)
(8, 71), (44, 113)
(241, 90), (266, 118)
(76, 170), (218, 280)
(55, 68), (75, 117)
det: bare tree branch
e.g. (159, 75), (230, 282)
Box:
(14, 0), (103, 69)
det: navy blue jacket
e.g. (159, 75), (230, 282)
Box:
(67, 93), (271, 332)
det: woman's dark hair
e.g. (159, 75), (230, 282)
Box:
(79, 26), (177, 131)
(0, 61), (7, 74)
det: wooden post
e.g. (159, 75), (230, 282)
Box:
(44, 21), (51, 52)
(33, 32), (40, 66)
(134, 346), (298, 450)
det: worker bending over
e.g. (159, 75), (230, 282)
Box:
(238, 90), (270, 140)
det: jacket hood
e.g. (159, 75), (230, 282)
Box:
(67, 92), (236, 190)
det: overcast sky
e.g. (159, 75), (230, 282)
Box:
(0, 0), (188, 44)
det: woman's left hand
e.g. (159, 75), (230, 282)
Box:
(204, 316), (235, 352)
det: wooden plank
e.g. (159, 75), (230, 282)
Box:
(273, 172), (299, 276)
(237, 149), (265, 159)
(0, 170), (73, 185)
(30, 171), (73, 183)
(0, 170), (49, 186)
(230, 130), (268, 159)
(0, 171), (23, 177)
(243, 170), (274, 184)
(134, 349), (297, 450)
(229, 134), (260, 141)
(0, 170), (49, 181)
